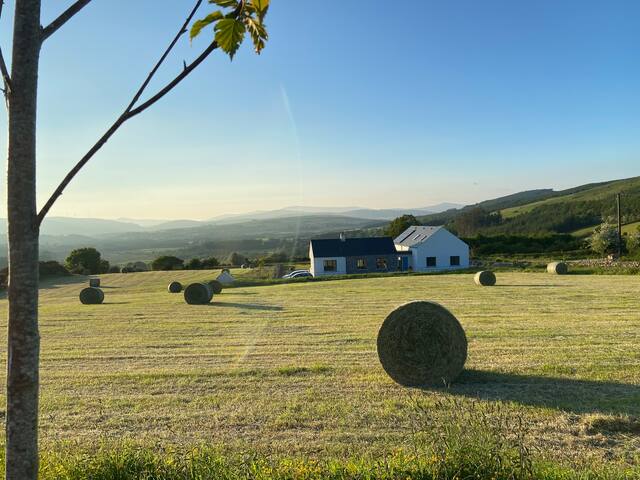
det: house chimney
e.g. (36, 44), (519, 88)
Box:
(340, 232), (346, 242)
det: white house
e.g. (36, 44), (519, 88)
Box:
(394, 226), (469, 272)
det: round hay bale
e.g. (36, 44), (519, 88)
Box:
(547, 261), (568, 275)
(168, 281), (182, 293)
(79, 287), (104, 305)
(377, 301), (467, 387)
(474, 270), (496, 286)
(184, 282), (213, 305)
(208, 280), (223, 294)
(89, 278), (100, 288)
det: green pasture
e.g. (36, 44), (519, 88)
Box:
(0, 270), (639, 477)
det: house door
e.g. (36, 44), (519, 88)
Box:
(401, 256), (409, 271)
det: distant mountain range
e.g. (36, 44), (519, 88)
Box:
(205, 203), (462, 225)
(1, 177), (638, 266)
(0, 202), (462, 238)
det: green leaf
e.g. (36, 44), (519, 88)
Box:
(214, 18), (246, 59)
(209, 0), (238, 7)
(190, 11), (224, 40)
(244, 17), (268, 54)
(252, 0), (269, 13)
(252, 0), (269, 21)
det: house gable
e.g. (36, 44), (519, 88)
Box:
(394, 226), (470, 271)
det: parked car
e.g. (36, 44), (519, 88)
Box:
(289, 271), (312, 278)
(283, 270), (311, 279)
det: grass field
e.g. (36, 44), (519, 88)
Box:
(500, 176), (640, 219)
(572, 220), (640, 237)
(1, 271), (639, 477)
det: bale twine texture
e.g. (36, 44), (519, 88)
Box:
(184, 282), (214, 305)
(474, 271), (496, 286)
(377, 301), (467, 387)
(547, 261), (568, 275)
(80, 287), (104, 305)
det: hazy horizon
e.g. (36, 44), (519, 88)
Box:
(1, 1), (638, 219)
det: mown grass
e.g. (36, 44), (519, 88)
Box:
(0, 270), (639, 477)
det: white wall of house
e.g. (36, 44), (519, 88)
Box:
(310, 256), (347, 276)
(402, 229), (469, 272)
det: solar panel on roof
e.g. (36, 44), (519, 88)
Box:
(396, 228), (416, 243)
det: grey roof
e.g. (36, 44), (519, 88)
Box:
(310, 237), (398, 258)
(394, 226), (442, 247)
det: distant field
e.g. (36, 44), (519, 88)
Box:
(500, 176), (640, 219)
(0, 271), (639, 474)
(572, 221), (640, 237)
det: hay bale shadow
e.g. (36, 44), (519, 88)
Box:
(492, 284), (565, 288)
(208, 302), (283, 311)
(421, 369), (640, 415)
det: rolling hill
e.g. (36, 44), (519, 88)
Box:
(417, 176), (640, 236)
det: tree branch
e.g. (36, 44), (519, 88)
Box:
(37, 1), (222, 225)
(127, 41), (218, 118)
(0, 0), (12, 96)
(41, 0), (93, 41)
(125, 0), (204, 112)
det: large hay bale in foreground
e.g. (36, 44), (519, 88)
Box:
(184, 282), (213, 305)
(89, 278), (100, 288)
(79, 287), (104, 305)
(168, 281), (182, 293)
(377, 301), (467, 387)
(208, 280), (223, 294)
(547, 261), (568, 275)
(474, 270), (496, 286)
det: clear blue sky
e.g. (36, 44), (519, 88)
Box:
(1, 1), (639, 219)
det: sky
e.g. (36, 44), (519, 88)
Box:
(0, 0), (639, 220)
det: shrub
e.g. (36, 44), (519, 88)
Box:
(99, 259), (110, 274)
(39, 261), (70, 277)
(626, 227), (640, 254)
(151, 256), (184, 271)
(185, 258), (202, 270)
(588, 222), (619, 255)
(201, 256), (219, 268)
(384, 214), (421, 239)
(65, 247), (103, 275)
(227, 252), (247, 266)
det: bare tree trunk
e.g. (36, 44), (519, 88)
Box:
(6, 1), (42, 479)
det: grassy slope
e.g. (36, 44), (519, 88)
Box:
(0, 271), (639, 473)
(501, 177), (640, 219)
(572, 220), (640, 238)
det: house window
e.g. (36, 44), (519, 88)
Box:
(323, 259), (337, 272)
(356, 258), (367, 269)
(450, 256), (460, 266)
(426, 257), (437, 267)
(376, 258), (387, 270)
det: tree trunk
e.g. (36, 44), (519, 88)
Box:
(6, 1), (42, 479)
